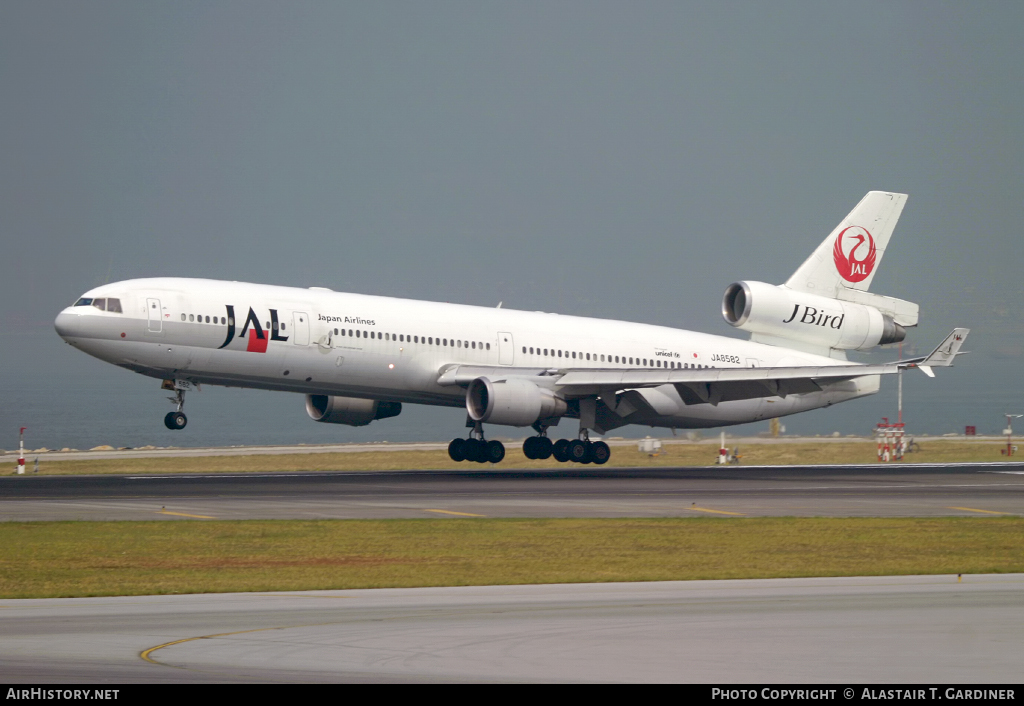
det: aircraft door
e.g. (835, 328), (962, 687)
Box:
(293, 312), (310, 346)
(146, 298), (162, 334)
(498, 332), (514, 365)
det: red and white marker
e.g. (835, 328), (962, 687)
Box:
(17, 427), (26, 475)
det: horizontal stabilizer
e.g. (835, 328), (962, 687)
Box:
(910, 328), (969, 369)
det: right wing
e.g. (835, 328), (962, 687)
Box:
(437, 329), (969, 406)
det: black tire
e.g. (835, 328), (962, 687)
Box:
(448, 438), (466, 462)
(591, 441), (611, 465)
(462, 438), (482, 463)
(552, 439), (570, 463)
(535, 437), (553, 460)
(475, 440), (491, 464)
(166, 411), (187, 430)
(486, 440), (506, 464)
(579, 442), (593, 464)
(568, 439), (588, 463)
(522, 437), (537, 460)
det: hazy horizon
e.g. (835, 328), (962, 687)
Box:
(3, 2), (1022, 451)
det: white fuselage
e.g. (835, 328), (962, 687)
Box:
(54, 278), (879, 431)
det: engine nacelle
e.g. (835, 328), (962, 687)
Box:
(722, 281), (906, 350)
(305, 394), (402, 426)
(466, 377), (568, 427)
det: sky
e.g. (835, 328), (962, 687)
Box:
(2, 1), (1022, 451)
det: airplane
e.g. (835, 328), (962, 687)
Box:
(54, 191), (968, 465)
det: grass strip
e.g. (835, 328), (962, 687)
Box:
(1, 517), (1021, 599)
(17, 441), (1015, 476)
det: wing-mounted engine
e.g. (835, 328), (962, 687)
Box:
(466, 377), (568, 427)
(722, 281), (912, 351)
(305, 394), (402, 426)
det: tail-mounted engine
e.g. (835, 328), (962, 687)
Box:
(723, 281), (910, 350)
(305, 394), (402, 426)
(466, 377), (567, 427)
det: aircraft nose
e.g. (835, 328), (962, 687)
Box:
(54, 309), (82, 340)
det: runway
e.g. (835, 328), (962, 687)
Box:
(2, 464), (1024, 520)
(2, 574), (1021, 683)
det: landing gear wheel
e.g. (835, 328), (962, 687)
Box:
(448, 438), (466, 462)
(552, 439), (570, 463)
(164, 411), (187, 430)
(474, 439), (491, 464)
(462, 438), (482, 463)
(579, 442), (593, 464)
(535, 437), (553, 460)
(523, 437), (538, 460)
(591, 441), (611, 465)
(485, 440), (506, 464)
(568, 439), (589, 463)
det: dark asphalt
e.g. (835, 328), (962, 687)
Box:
(2, 463), (1023, 519)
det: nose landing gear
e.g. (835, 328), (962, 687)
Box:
(161, 380), (190, 430)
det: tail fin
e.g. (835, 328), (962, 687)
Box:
(786, 191), (907, 297)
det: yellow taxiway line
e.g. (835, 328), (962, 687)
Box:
(688, 506), (746, 516)
(155, 510), (216, 519)
(946, 506), (1012, 515)
(142, 625), (315, 666)
(424, 509), (486, 517)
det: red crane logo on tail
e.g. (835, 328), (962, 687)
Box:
(833, 226), (876, 283)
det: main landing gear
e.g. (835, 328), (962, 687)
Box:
(540, 434), (610, 463)
(448, 422), (611, 465)
(163, 384), (188, 430)
(448, 422), (505, 464)
(523, 428), (611, 465)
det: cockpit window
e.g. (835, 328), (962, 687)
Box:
(74, 297), (122, 312)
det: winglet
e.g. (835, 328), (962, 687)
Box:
(916, 328), (970, 369)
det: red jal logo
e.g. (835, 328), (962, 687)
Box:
(832, 226), (876, 283)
